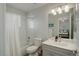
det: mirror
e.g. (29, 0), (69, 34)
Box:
(48, 4), (76, 39)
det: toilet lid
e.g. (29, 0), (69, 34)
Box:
(26, 46), (39, 53)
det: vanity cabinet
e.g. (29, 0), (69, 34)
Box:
(42, 44), (76, 56)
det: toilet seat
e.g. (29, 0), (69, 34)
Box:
(26, 46), (39, 54)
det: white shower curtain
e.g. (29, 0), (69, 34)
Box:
(5, 12), (21, 56)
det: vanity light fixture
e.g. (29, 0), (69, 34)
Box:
(51, 9), (57, 15)
(51, 5), (72, 16)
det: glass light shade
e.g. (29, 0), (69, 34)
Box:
(57, 7), (62, 14)
(51, 9), (57, 15)
(64, 5), (70, 12)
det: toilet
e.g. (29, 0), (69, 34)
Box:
(26, 38), (42, 56)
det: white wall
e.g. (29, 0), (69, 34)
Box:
(74, 4), (79, 52)
(75, 10), (79, 48)
(74, 10), (79, 55)
(0, 3), (6, 56)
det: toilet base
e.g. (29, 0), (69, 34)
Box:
(28, 52), (38, 56)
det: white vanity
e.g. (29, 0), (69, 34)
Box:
(42, 37), (77, 56)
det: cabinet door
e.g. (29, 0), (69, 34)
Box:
(43, 49), (58, 56)
(42, 44), (75, 56)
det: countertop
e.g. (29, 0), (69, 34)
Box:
(42, 37), (77, 51)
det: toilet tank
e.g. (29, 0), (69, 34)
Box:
(34, 38), (42, 47)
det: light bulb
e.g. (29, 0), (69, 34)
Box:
(57, 7), (62, 14)
(51, 9), (57, 15)
(64, 5), (70, 12)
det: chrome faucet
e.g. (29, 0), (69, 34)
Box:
(55, 36), (58, 42)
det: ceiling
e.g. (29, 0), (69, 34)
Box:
(6, 3), (47, 12)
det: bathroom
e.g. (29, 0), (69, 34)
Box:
(0, 3), (79, 56)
